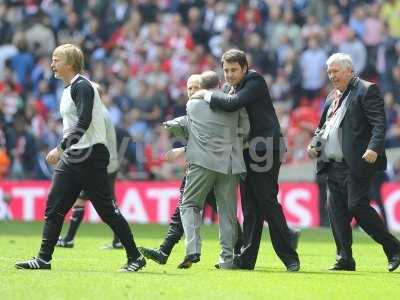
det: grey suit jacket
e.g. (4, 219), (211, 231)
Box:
(165, 98), (249, 175)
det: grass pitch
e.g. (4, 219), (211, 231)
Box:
(0, 221), (399, 300)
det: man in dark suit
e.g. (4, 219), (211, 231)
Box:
(307, 53), (400, 272)
(192, 49), (300, 271)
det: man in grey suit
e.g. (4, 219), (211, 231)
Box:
(164, 71), (249, 269)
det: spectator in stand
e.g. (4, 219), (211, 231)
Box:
(301, 15), (324, 40)
(348, 5), (366, 39)
(307, 0), (334, 25)
(0, 125), (10, 179)
(57, 10), (84, 45)
(270, 69), (291, 103)
(380, 0), (400, 38)
(385, 92), (400, 148)
(41, 116), (62, 151)
(274, 9), (302, 52)
(0, 3), (13, 45)
(339, 29), (367, 75)
(0, 0), (399, 179)
(133, 82), (163, 127)
(329, 14), (351, 48)
(5, 113), (37, 179)
(187, 6), (210, 47)
(283, 49), (302, 108)
(392, 66), (400, 104)
(35, 80), (58, 114)
(209, 27), (234, 58)
(264, 5), (284, 51)
(300, 37), (327, 100)
(9, 35), (34, 92)
(276, 34), (295, 67)
(362, 3), (384, 76)
(25, 13), (56, 57)
(386, 158), (400, 182)
(376, 23), (399, 94)
(0, 78), (23, 124)
(234, 4), (263, 41)
(208, 2), (230, 35)
(287, 104), (320, 162)
(0, 42), (17, 81)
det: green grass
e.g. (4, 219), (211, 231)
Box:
(0, 222), (399, 300)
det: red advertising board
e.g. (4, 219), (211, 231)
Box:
(1, 180), (399, 230)
(381, 183), (400, 232)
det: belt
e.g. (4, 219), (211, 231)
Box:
(328, 158), (345, 163)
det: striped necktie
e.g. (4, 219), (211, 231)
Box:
(329, 90), (342, 117)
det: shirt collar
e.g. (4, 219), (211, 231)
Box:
(64, 73), (82, 89)
(70, 73), (81, 84)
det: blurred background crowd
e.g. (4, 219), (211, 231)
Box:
(0, 0), (400, 181)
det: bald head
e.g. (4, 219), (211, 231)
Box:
(200, 71), (219, 90)
(186, 74), (201, 98)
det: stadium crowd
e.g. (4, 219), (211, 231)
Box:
(0, 0), (399, 180)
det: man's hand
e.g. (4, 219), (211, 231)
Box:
(46, 147), (61, 165)
(191, 89), (207, 100)
(164, 147), (185, 162)
(306, 144), (320, 159)
(362, 149), (378, 164)
(162, 121), (171, 129)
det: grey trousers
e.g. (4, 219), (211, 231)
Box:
(180, 164), (239, 265)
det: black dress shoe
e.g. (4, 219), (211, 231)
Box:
(138, 247), (168, 265)
(233, 255), (254, 270)
(388, 254), (400, 272)
(177, 253), (200, 269)
(286, 262), (300, 272)
(328, 259), (356, 271)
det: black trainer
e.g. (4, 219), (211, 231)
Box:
(15, 257), (51, 270)
(56, 237), (74, 248)
(138, 247), (168, 265)
(120, 255), (146, 272)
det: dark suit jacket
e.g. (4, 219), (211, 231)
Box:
(209, 70), (284, 152)
(315, 77), (387, 177)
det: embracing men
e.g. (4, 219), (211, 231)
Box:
(164, 70), (249, 269)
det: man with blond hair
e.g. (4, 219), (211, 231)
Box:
(56, 82), (123, 250)
(15, 44), (145, 272)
